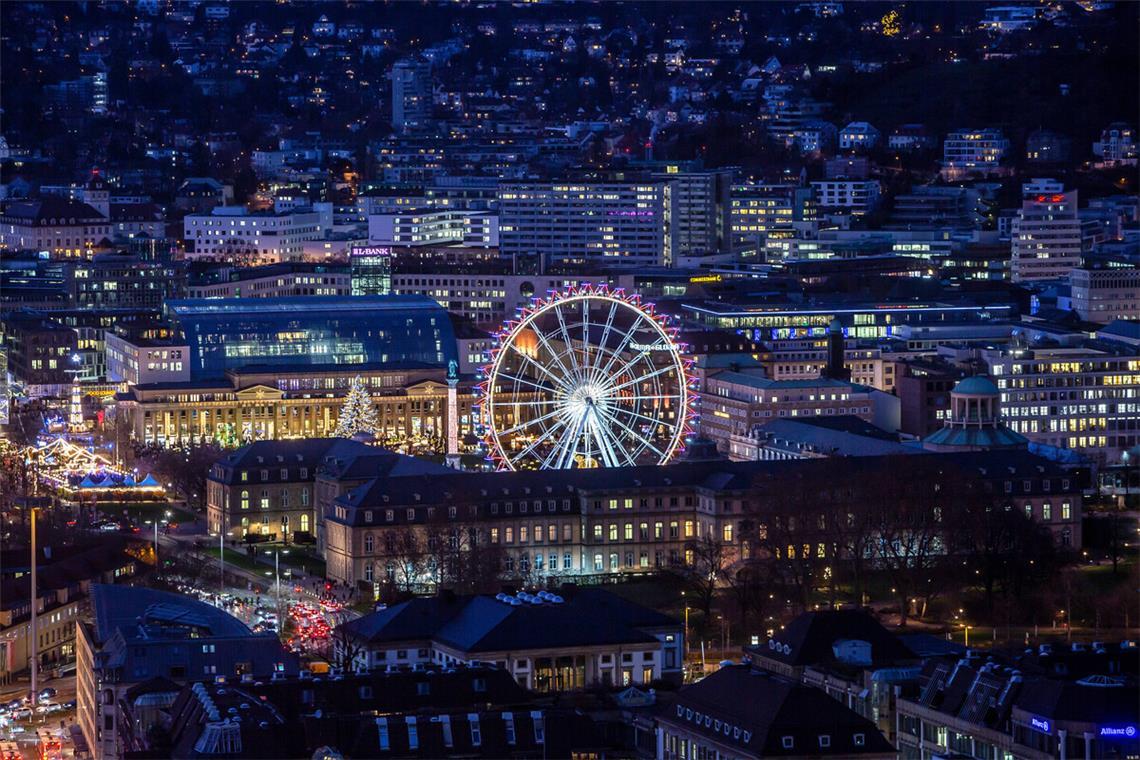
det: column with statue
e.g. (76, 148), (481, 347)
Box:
(446, 359), (460, 469)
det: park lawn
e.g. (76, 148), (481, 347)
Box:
(200, 545), (265, 574)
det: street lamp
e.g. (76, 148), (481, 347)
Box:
(275, 549), (290, 623)
(145, 519), (158, 566)
(681, 591), (690, 655)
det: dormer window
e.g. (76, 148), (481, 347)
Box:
(782, 737), (794, 749)
(818, 735), (831, 748)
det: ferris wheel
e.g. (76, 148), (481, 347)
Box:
(480, 284), (694, 470)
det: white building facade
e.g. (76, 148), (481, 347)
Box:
(1010, 190), (1082, 283)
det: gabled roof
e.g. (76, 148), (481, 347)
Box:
(342, 588), (677, 654)
(1, 196), (106, 222)
(756, 609), (915, 668)
(664, 666), (894, 756)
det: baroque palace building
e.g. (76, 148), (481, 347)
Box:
(208, 441), (1083, 591)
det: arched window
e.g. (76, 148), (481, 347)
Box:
(240, 490), (249, 510)
(364, 563), (374, 582)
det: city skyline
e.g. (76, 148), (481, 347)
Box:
(0, 1), (1137, 759)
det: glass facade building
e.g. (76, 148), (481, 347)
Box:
(349, 246), (392, 295)
(682, 301), (1016, 340)
(166, 295), (456, 378)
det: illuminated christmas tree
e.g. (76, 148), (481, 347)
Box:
(333, 376), (379, 438)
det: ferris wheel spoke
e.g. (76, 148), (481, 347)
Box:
(580, 299), (593, 377)
(608, 393), (683, 402)
(496, 407), (568, 437)
(594, 312), (649, 386)
(510, 414), (573, 465)
(528, 317), (578, 383)
(609, 364), (677, 394)
(586, 408), (626, 468)
(506, 342), (574, 392)
(552, 304), (584, 382)
(492, 372), (561, 395)
(607, 405), (679, 434)
(585, 300), (620, 387)
(544, 410), (586, 469)
(556, 414), (589, 469)
(595, 406), (667, 460)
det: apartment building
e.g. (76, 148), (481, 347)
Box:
(941, 129), (1010, 177)
(183, 206), (325, 264)
(391, 58), (432, 133)
(811, 180), (881, 216)
(1010, 190), (1082, 283)
(1069, 265), (1140, 323)
(367, 209), (499, 248)
(498, 181), (674, 267)
(839, 121), (881, 151)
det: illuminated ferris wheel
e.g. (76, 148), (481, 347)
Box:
(480, 284), (695, 470)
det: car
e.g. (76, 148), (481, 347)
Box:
(61, 701), (76, 711)
(12, 709), (32, 720)
(44, 703), (62, 714)
(37, 688), (56, 702)
(98, 523), (119, 532)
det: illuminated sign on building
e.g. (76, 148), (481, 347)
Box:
(1099, 726), (1137, 739)
(1029, 717), (1052, 734)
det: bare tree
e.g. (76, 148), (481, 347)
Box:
(382, 526), (430, 594)
(674, 533), (730, 620)
(866, 459), (963, 627)
(328, 609), (368, 672)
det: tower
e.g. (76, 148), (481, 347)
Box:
(84, 170), (111, 219)
(391, 59), (432, 134)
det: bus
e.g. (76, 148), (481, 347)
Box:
(0, 741), (21, 760)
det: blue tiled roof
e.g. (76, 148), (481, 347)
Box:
(953, 376), (999, 395)
(923, 425), (1026, 448)
(342, 588), (676, 653)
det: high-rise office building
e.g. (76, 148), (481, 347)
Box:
(498, 181), (674, 268)
(1010, 189), (1082, 283)
(650, 169), (734, 261)
(391, 59), (432, 133)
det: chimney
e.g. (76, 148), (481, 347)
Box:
(822, 319), (851, 381)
